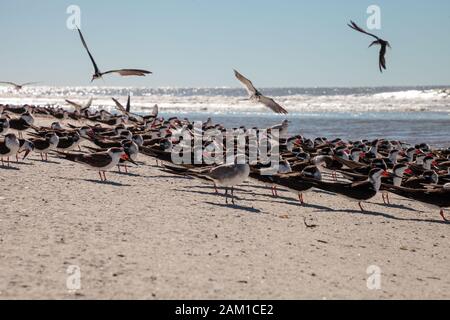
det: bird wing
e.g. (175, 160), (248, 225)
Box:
(234, 69), (259, 96)
(348, 20), (380, 40)
(0, 81), (19, 87)
(76, 27), (100, 74)
(112, 98), (127, 114)
(258, 95), (288, 114)
(379, 44), (387, 72)
(78, 152), (114, 168)
(83, 98), (93, 110)
(20, 82), (39, 87)
(126, 95), (131, 113)
(65, 99), (83, 111)
(102, 69), (152, 77)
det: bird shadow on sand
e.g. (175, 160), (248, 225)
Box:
(51, 176), (131, 187)
(204, 202), (261, 214)
(113, 171), (142, 178)
(29, 158), (61, 165)
(367, 201), (419, 212)
(0, 165), (20, 170)
(313, 208), (449, 225)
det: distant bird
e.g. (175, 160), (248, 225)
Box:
(234, 69), (288, 114)
(76, 27), (152, 82)
(348, 20), (391, 73)
(0, 81), (38, 91)
(65, 98), (93, 114)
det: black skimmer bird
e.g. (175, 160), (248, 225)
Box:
(0, 115), (9, 135)
(8, 112), (34, 139)
(30, 133), (59, 161)
(0, 133), (20, 166)
(17, 139), (34, 161)
(58, 147), (136, 181)
(76, 27), (152, 82)
(0, 81), (38, 91)
(234, 69), (288, 114)
(384, 183), (450, 221)
(348, 20), (391, 73)
(312, 168), (389, 211)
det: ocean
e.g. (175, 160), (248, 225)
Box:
(1, 86), (449, 147)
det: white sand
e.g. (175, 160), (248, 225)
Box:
(0, 117), (449, 299)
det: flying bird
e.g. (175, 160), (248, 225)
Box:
(348, 20), (391, 73)
(0, 81), (38, 91)
(76, 27), (152, 82)
(234, 69), (288, 114)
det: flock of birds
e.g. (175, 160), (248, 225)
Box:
(0, 21), (449, 222)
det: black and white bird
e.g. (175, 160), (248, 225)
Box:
(234, 69), (288, 114)
(76, 27), (152, 82)
(0, 81), (38, 91)
(348, 20), (391, 73)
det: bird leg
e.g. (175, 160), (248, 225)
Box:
(40, 153), (43, 161)
(45, 153), (48, 161)
(214, 183), (218, 194)
(273, 185), (278, 197)
(225, 187), (229, 204)
(332, 171), (337, 181)
(124, 165), (128, 173)
(117, 165), (121, 172)
(440, 209), (448, 222)
(16, 154), (19, 163)
(7, 157), (10, 167)
(358, 202), (365, 212)
(298, 193), (304, 205)
(78, 145), (82, 151)
(98, 171), (104, 181)
(102, 171), (107, 181)
(386, 193), (390, 205)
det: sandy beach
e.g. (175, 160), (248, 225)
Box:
(0, 116), (448, 300)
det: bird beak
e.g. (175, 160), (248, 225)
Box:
(382, 171), (390, 177)
(415, 149), (422, 155)
(404, 168), (413, 175)
(23, 149), (32, 160)
(360, 152), (366, 158)
(121, 154), (138, 166)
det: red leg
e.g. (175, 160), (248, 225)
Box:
(386, 193), (391, 205)
(440, 209), (448, 222)
(7, 157), (10, 167)
(298, 193), (304, 205)
(117, 165), (121, 172)
(214, 183), (218, 194)
(273, 186), (278, 197)
(98, 171), (103, 181)
(124, 165), (128, 173)
(40, 153), (43, 161)
(102, 171), (107, 181)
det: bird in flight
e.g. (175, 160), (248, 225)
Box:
(0, 81), (38, 91)
(76, 27), (152, 82)
(234, 69), (288, 114)
(348, 20), (391, 73)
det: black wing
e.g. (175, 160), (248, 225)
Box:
(348, 20), (380, 40)
(77, 27), (100, 74)
(126, 94), (131, 113)
(379, 44), (387, 72)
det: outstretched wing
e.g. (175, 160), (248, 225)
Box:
(102, 69), (152, 77)
(20, 82), (39, 87)
(348, 20), (380, 40)
(379, 44), (387, 72)
(126, 94), (131, 113)
(112, 98), (127, 114)
(259, 95), (288, 114)
(83, 98), (93, 111)
(0, 81), (19, 87)
(65, 99), (83, 111)
(77, 27), (100, 75)
(234, 69), (259, 96)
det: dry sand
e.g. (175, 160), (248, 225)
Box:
(0, 116), (449, 300)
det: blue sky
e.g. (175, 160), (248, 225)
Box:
(1, 0), (450, 87)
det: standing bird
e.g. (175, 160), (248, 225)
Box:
(76, 27), (152, 82)
(348, 20), (391, 73)
(0, 81), (38, 91)
(234, 69), (288, 114)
